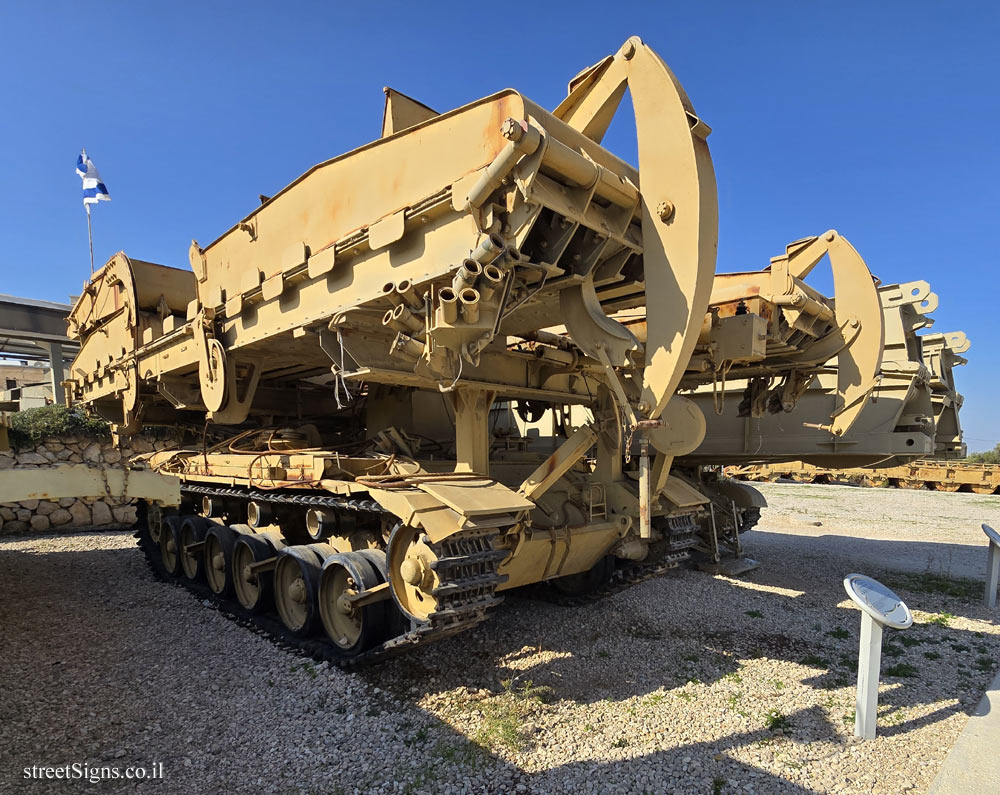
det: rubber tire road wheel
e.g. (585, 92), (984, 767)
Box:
(204, 525), (239, 597)
(357, 548), (411, 638)
(232, 534), (277, 613)
(274, 546), (325, 636)
(159, 516), (184, 577)
(318, 552), (386, 657)
(179, 516), (212, 581)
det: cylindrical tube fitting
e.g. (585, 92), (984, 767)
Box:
(638, 438), (651, 540)
(391, 303), (423, 334)
(382, 281), (402, 307)
(533, 346), (577, 367)
(520, 329), (574, 350)
(382, 308), (408, 334)
(464, 123), (541, 210)
(459, 288), (481, 324)
(452, 259), (483, 292)
(395, 279), (424, 311)
(477, 264), (505, 302)
(438, 287), (459, 324)
(470, 233), (506, 265)
(501, 246), (522, 267)
(392, 332), (424, 359)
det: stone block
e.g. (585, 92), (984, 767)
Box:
(29, 515), (51, 532)
(35, 501), (59, 516)
(69, 502), (92, 526)
(82, 443), (103, 463)
(112, 505), (137, 524)
(49, 508), (72, 526)
(91, 501), (114, 526)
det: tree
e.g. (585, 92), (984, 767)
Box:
(967, 443), (1000, 465)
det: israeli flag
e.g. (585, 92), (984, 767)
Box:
(76, 149), (111, 205)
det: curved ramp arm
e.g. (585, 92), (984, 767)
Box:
(773, 230), (884, 436)
(555, 37), (718, 421)
(823, 232), (885, 436)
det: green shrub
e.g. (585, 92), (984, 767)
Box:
(967, 443), (1000, 465)
(8, 405), (109, 450)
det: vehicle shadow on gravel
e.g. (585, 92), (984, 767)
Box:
(365, 529), (999, 775)
(745, 529), (990, 581)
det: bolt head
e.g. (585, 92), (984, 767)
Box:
(501, 118), (524, 142)
(656, 200), (676, 223)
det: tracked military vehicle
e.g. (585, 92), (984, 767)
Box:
(60, 38), (905, 664)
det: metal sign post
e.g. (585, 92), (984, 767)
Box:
(983, 524), (1000, 608)
(843, 574), (913, 740)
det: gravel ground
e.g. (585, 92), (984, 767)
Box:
(2, 483), (999, 794)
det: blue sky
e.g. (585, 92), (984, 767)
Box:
(1, 1), (997, 451)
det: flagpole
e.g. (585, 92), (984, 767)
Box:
(86, 203), (95, 274)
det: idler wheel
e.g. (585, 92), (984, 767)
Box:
(274, 544), (329, 636)
(159, 516), (184, 577)
(203, 524), (241, 597)
(318, 552), (386, 656)
(386, 524), (440, 623)
(179, 516), (212, 581)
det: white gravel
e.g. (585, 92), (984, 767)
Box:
(2, 483), (999, 794)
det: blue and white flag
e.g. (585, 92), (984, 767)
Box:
(76, 149), (111, 206)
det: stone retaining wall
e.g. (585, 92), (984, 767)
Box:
(0, 434), (176, 535)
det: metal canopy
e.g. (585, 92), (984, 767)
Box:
(0, 294), (77, 348)
(0, 293), (78, 402)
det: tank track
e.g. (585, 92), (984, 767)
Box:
(136, 484), (508, 668)
(528, 513), (699, 607)
(738, 506), (762, 534)
(179, 483), (384, 514)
